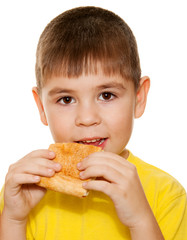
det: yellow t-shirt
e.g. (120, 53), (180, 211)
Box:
(0, 152), (186, 239)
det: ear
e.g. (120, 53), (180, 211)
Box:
(32, 87), (48, 126)
(135, 76), (150, 118)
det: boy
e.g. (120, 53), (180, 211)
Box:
(0, 6), (186, 240)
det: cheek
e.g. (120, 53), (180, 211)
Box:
(110, 113), (134, 136)
(45, 110), (73, 142)
(105, 102), (134, 151)
(107, 103), (134, 131)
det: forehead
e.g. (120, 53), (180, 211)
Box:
(43, 61), (131, 88)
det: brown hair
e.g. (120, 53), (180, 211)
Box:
(35, 6), (141, 92)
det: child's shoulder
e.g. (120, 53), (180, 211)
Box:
(128, 151), (186, 200)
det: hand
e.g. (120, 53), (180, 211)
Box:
(3, 149), (61, 223)
(77, 151), (153, 228)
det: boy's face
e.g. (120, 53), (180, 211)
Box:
(33, 66), (149, 155)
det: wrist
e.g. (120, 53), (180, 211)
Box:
(0, 209), (27, 240)
(129, 215), (164, 240)
(1, 208), (27, 227)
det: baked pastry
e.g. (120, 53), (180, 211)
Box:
(37, 142), (102, 197)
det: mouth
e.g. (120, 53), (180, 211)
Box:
(75, 138), (107, 148)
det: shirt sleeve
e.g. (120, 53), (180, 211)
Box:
(157, 190), (187, 239)
(0, 186), (4, 214)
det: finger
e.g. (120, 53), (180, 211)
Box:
(4, 173), (44, 200)
(6, 173), (41, 188)
(29, 158), (62, 172)
(7, 160), (61, 184)
(80, 165), (125, 184)
(13, 161), (61, 177)
(78, 153), (135, 176)
(9, 149), (57, 173)
(31, 149), (56, 159)
(22, 149), (56, 162)
(82, 179), (117, 197)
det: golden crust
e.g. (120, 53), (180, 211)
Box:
(37, 143), (102, 197)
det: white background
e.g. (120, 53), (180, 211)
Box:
(0, 0), (186, 190)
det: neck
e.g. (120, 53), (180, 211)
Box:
(120, 148), (129, 159)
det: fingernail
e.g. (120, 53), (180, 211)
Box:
(49, 151), (55, 157)
(77, 162), (81, 169)
(48, 169), (54, 175)
(79, 171), (84, 179)
(34, 176), (40, 182)
(54, 163), (61, 170)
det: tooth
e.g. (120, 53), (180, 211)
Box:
(82, 139), (100, 143)
(87, 140), (95, 143)
(98, 139), (104, 145)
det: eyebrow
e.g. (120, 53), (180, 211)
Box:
(48, 88), (76, 96)
(48, 82), (126, 96)
(96, 82), (126, 91)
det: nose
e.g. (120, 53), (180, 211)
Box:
(75, 102), (101, 127)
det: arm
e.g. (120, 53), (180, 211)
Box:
(78, 151), (164, 240)
(0, 211), (26, 240)
(0, 150), (61, 240)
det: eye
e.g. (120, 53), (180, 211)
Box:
(58, 96), (75, 105)
(99, 92), (115, 101)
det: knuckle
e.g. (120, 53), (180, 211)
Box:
(128, 161), (136, 170)
(5, 171), (15, 185)
(128, 164), (137, 178)
(98, 181), (110, 192)
(10, 174), (18, 183)
(7, 162), (19, 173)
(8, 163), (14, 172)
(28, 150), (38, 158)
(5, 172), (10, 183)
